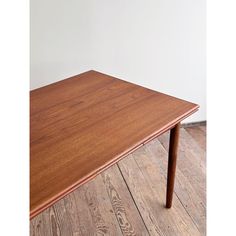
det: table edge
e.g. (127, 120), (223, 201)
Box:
(30, 105), (199, 219)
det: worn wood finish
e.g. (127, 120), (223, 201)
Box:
(30, 70), (198, 218)
(158, 130), (206, 206)
(166, 123), (180, 208)
(199, 125), (206, 134)
(181, 121), (206, 128)
(145, 139), (206, 234)
(101, 165), (149, 235)
(30, 125), (206, 235)
(186, 126), (206, 150)
(119, 149), (201, 236)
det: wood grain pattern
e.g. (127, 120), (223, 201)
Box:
(81, 178), (122, 235)
(145, 139), (206, 234)
(30, 125), (206, 236)
(185, 126), (206, 150)
(158, 130), (206, 206)
(101, 165), (149, 235)
(199, 125), (206, 134)
(30, 70), (199, 218)
(118, 148), (201, 236)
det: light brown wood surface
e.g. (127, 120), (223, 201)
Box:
(30, 125), (206, 235)
(30, 70), (199, 218)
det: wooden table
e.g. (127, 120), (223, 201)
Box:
(30, 70), (199, 219)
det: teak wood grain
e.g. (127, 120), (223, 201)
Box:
(30, 70), (199, 219)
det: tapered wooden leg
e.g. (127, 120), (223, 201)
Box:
(166, 123), (180, 208)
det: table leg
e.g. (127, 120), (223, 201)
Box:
(166, 123), (180, 208)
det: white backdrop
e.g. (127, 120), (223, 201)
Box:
(31, 0), (206, 122)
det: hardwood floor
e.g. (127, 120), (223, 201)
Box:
(30, 125), (206, 236)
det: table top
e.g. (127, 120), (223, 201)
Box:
(30, 70), (199, 218)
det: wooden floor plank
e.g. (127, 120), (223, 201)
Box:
(119, 154), (165, 236)
(63, 188), (96, 235)
(30, 125), (206, 236)
(158, 129), (206, 206)
(198, 125), (206, 134)
(167, 128), (206, 169)
(185, 126), (206, 151)
(145, 139), (206, 235)
(30, 208), (53, 236)
(31, 175), (123, 236)
(101, 164), (149, 235)
(74, 176), (123, 235)
(49, 200), (74, 236)
(118, 148), (201, 236)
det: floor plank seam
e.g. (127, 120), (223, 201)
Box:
(116, 163), (151, 236)
(147, 138), (203, 235)
(157, 132), (205, 234)
(131, 154), (167, 236)
(101, 173), (128, 236)
(31, 124), (206, 235)
(52, 205), (63, 236)
(174, 192), (201, 233)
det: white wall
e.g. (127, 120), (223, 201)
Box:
(31, 0), (206, 122)
(30, 0), (93, 89)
